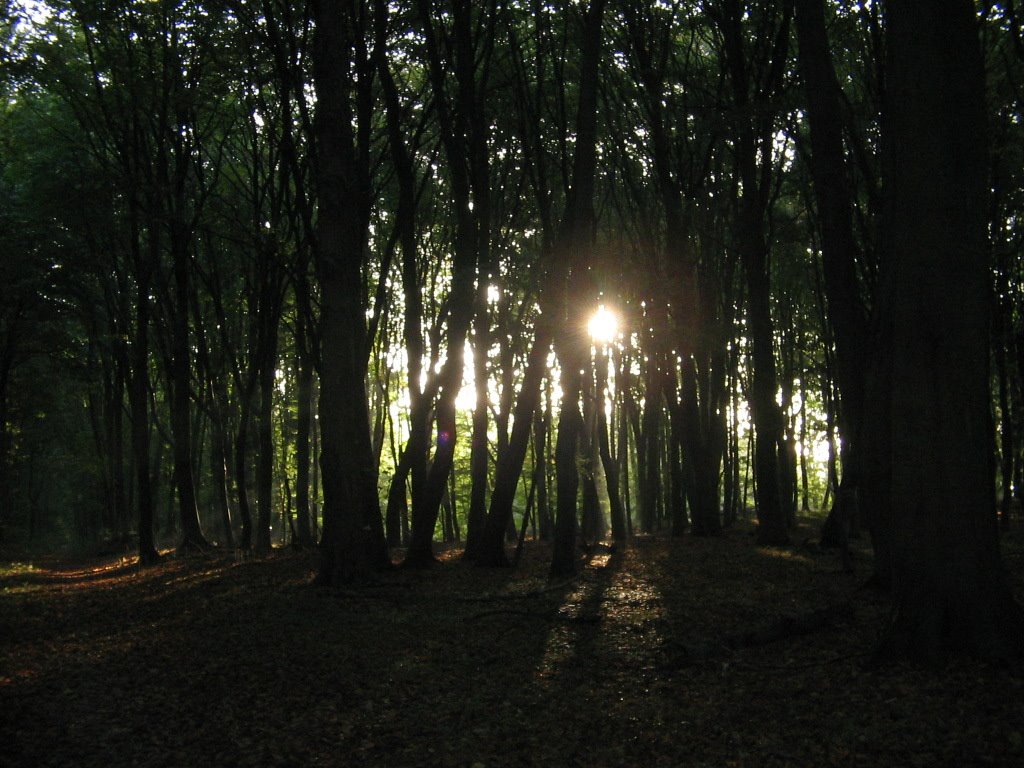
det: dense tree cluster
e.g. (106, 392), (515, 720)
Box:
(1, 0), (1022, 660)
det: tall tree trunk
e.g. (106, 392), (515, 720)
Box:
(110, 354), (129, 537)
(293, 304), (315, 549)
(404, 0), (485, 566)
(0, 359), (9, 544)
(386, 448), (411, 548)
(255, 270), (281, 556)
(476, 319), (554, 565)
(551, 362), (584, 575)
(131, 209), (159, 565)
(169, 222), (208, 552)
(665, 382), (688, 536)
(374, 0), (429, 554)
(549, 0), (607, 578)
(596, 347), (627, 542)
(877, 0), (1024, 663)
(464, 310), (492, 560)
(465, 53), (495, 559)
(579, 364), (604, 544)
(741, 212), (787, 546)
(235, 375), (255, 551)
(640, 355), (662, 533)
(211, 410), (234, 547)
(794, 0), (871, 552)
(312, 0), (389, 585)
(255, 343), (276, 556)
(719, 0), (791, 546)
(536, 391), (553, 541)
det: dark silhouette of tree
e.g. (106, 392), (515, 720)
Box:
(793, 0), (870, 562)
(403, 0), (491, 567)
(877, 0), (1024, 663)
(716, 0), (794, 546)
(549, 0), (607, 578)
(312, 0), (389, 585)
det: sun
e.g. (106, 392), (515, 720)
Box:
(588, 305), (619, 344)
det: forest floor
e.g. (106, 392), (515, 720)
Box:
(2, 519), (1024, 768)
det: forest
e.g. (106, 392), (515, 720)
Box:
(2, 0), (1024, 765)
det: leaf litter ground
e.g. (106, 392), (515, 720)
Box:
(2, 520), (1024, 767)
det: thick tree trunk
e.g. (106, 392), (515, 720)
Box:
(312, 0), (389, 585)
(877, 0), (1024, 663)
(665, 386), (688, 537)
(719, 0), (791, 546)
(406, 342), (471, 566)
(579, 368), (604, 544)
(993, 250), (1015, 529)
(0, 359), (9, 543)
(110, 356), (129, 537)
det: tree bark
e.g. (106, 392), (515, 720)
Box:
(404, 0), (485, 566)
(131, 205), (160, 565)
(476, 319), (554, 565)
(373, 0), (432, 554)
(877, 0), (1024, 663)
(794, 0), (872, 552)
(549, 0), (607, 578)
(596, 347), (627, 542)
(313, 0), (389, 585)
(168, 218), (209, 552)
(255, 263), (282, 556)
(293, 296), (315, 549)
(719, 0), (791, 546)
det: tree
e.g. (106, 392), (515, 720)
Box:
(475, 0), (604, 568)
(793, 0), (871, 563)
(402, 0), (495, 566)
(548, 0), (607, 577)
(312, 0), (390, 585)
(716, 0), (794, 546)
(877, 0), (1024, 662)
